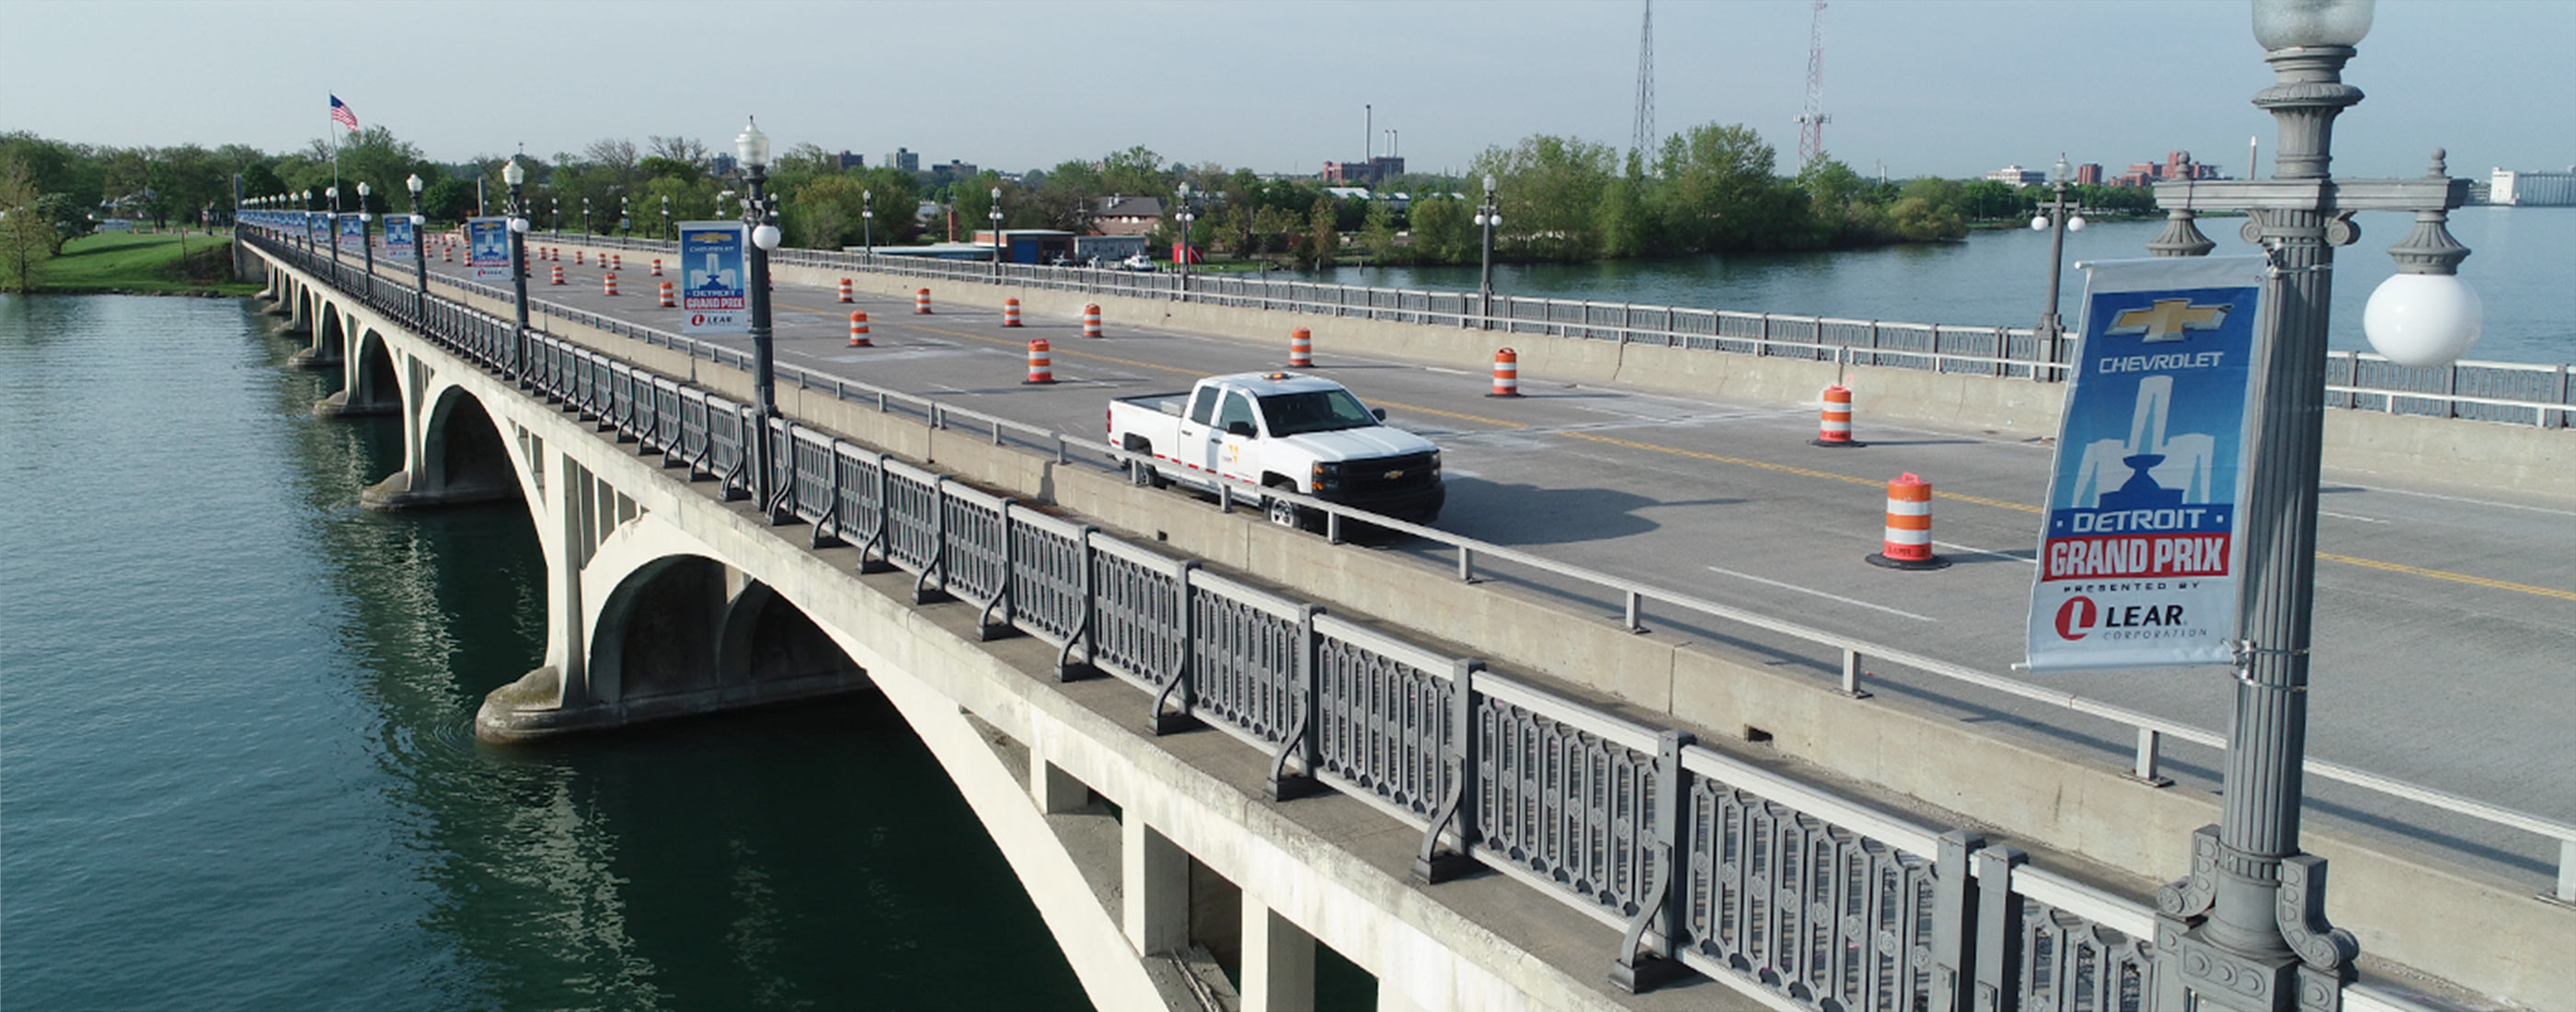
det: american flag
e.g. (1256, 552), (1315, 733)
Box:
(329, 95), (359, 132)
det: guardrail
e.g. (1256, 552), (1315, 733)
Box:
(251, 226), (2503, 1010)
(538, 229), (2573, 429)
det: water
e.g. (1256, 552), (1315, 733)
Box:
(0, 294), (1089, 1010)
(1320, 208), (2575, 365)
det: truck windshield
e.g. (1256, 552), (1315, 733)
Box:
(1259, 390), (1379, 436)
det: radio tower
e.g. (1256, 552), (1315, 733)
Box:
(1796, 0), (1830, 168)
(1631, 0), (1657, 159)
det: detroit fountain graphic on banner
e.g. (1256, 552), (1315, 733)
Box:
(2027, 257), (2266, 673)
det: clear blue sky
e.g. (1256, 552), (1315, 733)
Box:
(7, 0), (2570, 181)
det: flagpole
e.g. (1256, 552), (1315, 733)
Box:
(331, 94), (340, 209)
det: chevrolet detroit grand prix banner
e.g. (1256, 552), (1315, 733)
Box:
(465, 217), (512, 281)
(383, 215), (415, 260)
(677, 222), (747, 335)
(2026, 256), (2265, 673)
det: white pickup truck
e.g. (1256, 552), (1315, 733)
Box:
(1108, 372), (1444, 526)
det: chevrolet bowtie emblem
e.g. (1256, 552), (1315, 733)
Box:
(2107, 299), (2228, 343)
(1384, 470), (1404, 480)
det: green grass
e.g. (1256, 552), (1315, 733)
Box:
(32, 231), (260, 296)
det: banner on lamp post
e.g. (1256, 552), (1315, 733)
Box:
(466, 217), (512, 281)
(678, 222), (747, 335)
(2025, 256), (2266, 673)
(307, 213), (329, 247)
(384, 216), (415, 260)
(338, 213), (366, 254)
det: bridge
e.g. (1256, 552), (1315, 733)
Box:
(232, 218), (2570, 1011)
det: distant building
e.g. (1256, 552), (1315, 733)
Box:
(1984, 166), (2045, 187)
(2112, 151), (2222, 188)
(1322, 155), (1405, 184)
(836, 151), (865, 170)
(2488, 167), (2576, 206)
(2074, 163), (2102, 185)
(712, 153), (738, 177)
(928, 159), (979, 183)
(1089, 195), (1165, 236)
(884, 147), (920, 173)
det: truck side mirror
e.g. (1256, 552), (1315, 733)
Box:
(1373, 408), (1387, 421)
(1225, 420), (1257, 438)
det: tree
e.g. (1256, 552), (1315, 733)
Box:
(1475, 134), (1616, 261)
(1302, 200), (1340, 269)
(1405, 194), (1474, 264)
(1, 156), (54, 291)
(1597, 150), (1653, 259)
(1359, 197), (1400, 263)
(647, 135), (711, 167)
(1651, 123), (1800, 252)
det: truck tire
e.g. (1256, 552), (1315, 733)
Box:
(1262, 478), (1308, 530)
(1123, 439), (1166, 488)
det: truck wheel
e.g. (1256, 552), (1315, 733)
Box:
(1265, 494), (1301, 528)
(1128, 458), (1164, 488)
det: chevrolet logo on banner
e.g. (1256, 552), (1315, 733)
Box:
(2108, 299), (2229, 343)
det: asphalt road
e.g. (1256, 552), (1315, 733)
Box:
(405, 246), (2575, 884)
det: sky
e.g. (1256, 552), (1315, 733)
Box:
(6, 0), (2571, 182)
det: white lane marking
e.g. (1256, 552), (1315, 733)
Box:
(1420, 366), (1478, 376)
(1934, 540), (2037, 566)
(2317, 510), (2387, 524)
(1704, 565), (1936, 622)
(2348, 484), (2576, 518)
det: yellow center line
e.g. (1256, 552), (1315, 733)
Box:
(786, 296), (2564, 603)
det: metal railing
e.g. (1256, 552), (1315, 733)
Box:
(536, 228), (2574, 427)
(249, 227), (2482, 1011)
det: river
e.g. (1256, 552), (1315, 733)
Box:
(0, 294), (1090, 1010)
(1317, 208), (2574, 366)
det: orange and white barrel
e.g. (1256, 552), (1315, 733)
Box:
(1487, 347), (1521, 397)
(837, 278), (854, 303)
(658, 281), (676, 307)
(574, 249), (584, 266)
(1867, 473), (1947, 569)
(1004, 297), (1022, 328)
(915, 288), (932, 314)
(603, 272), (618, 296)
(611, 253), (623, 271)
(651, 258), (663, 277)
(1023, 338), (1055, 384)
(442, 246), (452, 262)
(1082, 304), (1102, 339)
(849, 311), (871, 347)
(550, 264), (564, 285)
(1814, 385), (1858, 446)
(1289, 328), (1314, 367)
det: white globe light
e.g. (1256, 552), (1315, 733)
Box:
(2363, 272), (2482, 367)
(509, 217), (529, 234)
(752, 224), (781, 250)
(2067, 215), (2086, 232)
(2030, 215), (2049, 232)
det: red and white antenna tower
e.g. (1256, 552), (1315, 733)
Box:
(1796, 0), (1830, 168)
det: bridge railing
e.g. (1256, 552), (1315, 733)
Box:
(534, 229), (2572, 427)
(255, 224), (2576, 911)
(246, 229), (2472, 1011)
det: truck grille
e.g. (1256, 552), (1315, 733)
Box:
(1337, 452), (1439, 496)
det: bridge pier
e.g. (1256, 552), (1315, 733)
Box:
(1240, 904), (1318, 1012)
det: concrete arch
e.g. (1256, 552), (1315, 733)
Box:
(413, 383), (522, 506)
(344, 328), (401, 414)
(315, 299), (347, 365)
(569, 515), (863, 719)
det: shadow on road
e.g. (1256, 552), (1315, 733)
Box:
(1432, 477), (1741, 546)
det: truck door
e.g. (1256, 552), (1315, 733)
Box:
(1174, 385), (1220, 482)
(1212, 390), (1263, 483)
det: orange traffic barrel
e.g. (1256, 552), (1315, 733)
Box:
(1487, 348), (1520, 397)
(915, 288), (932, 314)
(1023, 338), (1055, 384)
(1290, 328), (1314, 367)
(849, 311), (871, 347)
(602, 272), (618, 296)
(1813, 385), (1862, 447)
(651, 258), (663, 277)
(574, 249), (584, 266)
(1082, 304), (1103, 338)
(658, 281), (675, 307)
(549, 264), (564, 285)
(838, 278), (854, 303)
(1004, 297), (1022, 328)
(1866, 473), (1948, 570)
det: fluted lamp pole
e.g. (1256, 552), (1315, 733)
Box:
(502, 155), (531, 378)
(2146, 3), (2482, 1009)
(2031, 155), (2085, 379)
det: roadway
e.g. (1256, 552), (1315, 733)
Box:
(408, 247), (2574, 884)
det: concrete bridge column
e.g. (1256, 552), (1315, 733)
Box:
(1032, 755), (1090, 814)
(1124, 817), (1190, 957)
(1240, 903), (1317, 1012)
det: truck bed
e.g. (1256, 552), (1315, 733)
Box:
(1112, 391), (1191, 416)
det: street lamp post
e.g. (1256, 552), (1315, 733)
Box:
(737, 118), (785, 515)
(2031, 155), (2085, 379)
(988, 186), (1005, 278)
(661, 195), (671, 240)
(861, 189), (874, 255)
(1173, 182), (1195, 294)
(582, 197), (592, 236)
(1474, 174), (1501, 328)
(2145, 3), (2481, 1009)
(325, 185), (343, 279)
(356, 181), (375, 288)
(407, 173), (428, 304)
(502, 156), (531, 378)
(620, 195), (630, 240)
